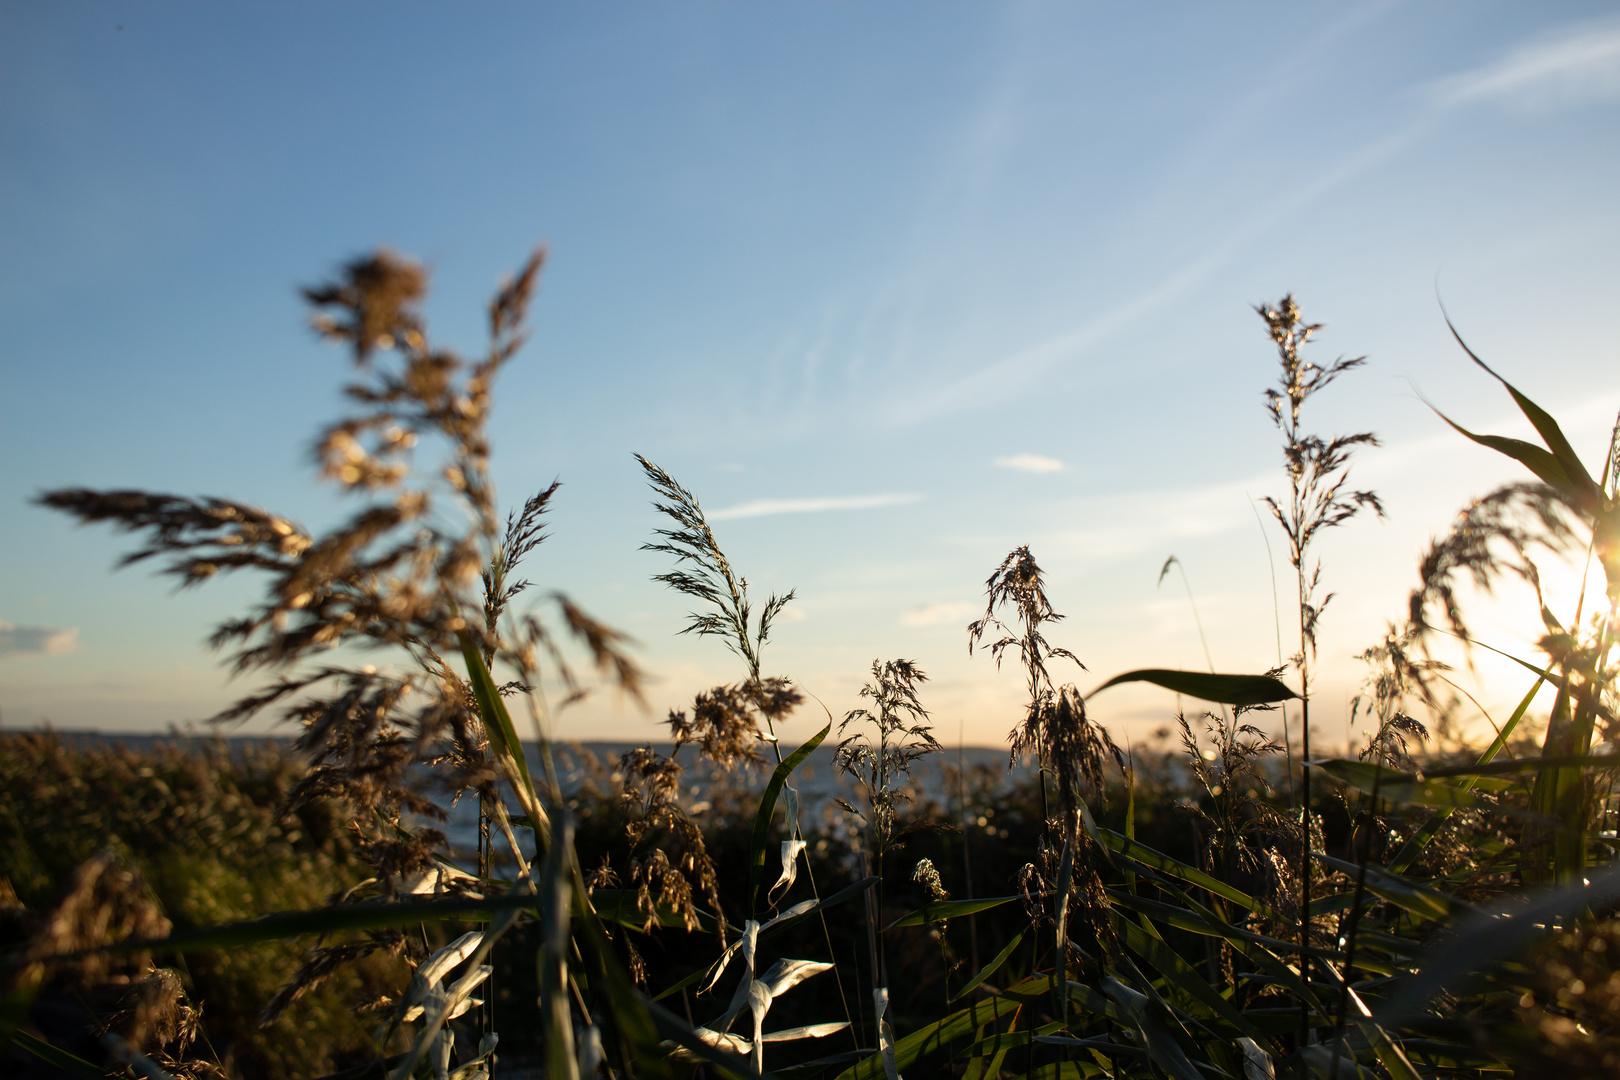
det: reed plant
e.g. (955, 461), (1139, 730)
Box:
(8, 249), (1620, 1080)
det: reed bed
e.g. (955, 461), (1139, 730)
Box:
(5, 246), (1619, 1079)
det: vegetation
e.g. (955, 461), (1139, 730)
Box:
(0, 735), (406, 1079)
(4, 245), (1619, 1079)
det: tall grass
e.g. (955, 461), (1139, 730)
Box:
(7, 246), (1620, 1079)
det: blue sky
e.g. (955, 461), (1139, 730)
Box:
(3, 2), (1618, 750)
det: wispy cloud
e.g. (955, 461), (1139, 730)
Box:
(1433, 17), (1620, 112)
(708, 493), (923, 521)
(900, 601), (978, 628)
(0, 622), (79, 658)
(889, 116), (1425, 428)
(994, 453), (1063, 473)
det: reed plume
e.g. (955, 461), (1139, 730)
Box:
(1256, 294), (1380, 1035)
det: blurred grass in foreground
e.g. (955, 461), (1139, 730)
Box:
(0, 733), (409, 1079)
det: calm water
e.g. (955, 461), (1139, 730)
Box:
(35, 730), (1034, 858)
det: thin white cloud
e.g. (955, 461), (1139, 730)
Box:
(994, 453), (1063, 474)
(708, 493), (923, 521)
(1433, 17), (1620, 111)
(886, 119), (1426, 429)
(900, 601), (978, 628)
(0, 622), (79, 658)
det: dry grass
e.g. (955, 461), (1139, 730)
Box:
(9, 254), (1620, 1080)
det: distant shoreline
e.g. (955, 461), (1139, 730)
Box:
(0, 728), (1020, 756)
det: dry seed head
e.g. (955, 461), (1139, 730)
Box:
(912, 858), (949, 902)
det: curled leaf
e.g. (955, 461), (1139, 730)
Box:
(770, 840), (808, 904)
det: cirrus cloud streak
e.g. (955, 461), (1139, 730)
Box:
(708, 493), (923, 521)
(994, 453), (1064, 473)
(1433, 16), (1620, 111)
(900, 601), (979, 628)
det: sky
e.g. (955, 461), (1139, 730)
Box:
(3, 2), (1619, 754)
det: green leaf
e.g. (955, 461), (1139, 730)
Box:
(458, 630), (542, 827)
(951, 930), (1024, 1001)
(1106, 890), (1296, 956)
(1442, 315), (1605, 513)
(1311, 852), (1473, 922)
(886, 895), (1020, 931)
(1087, 669), (1296, 706)
(1116, 916), (1261, 1038)
(1076, 795), (1115, 868)
(1390, 676), (1545, 873)
(1065, 980), (1133, 1026)
(1339, 985), (1424, 1080)
(964, 1020), (1059, 1080)
(749, 723), (830, 908)
(953, 1024), (1064, 1058)
(1100, 976), (1206, 1080)
(1104, 830), (1278, 918)
(1312, 759), (1479, 808)
(1422, 753), (1620, 779)
(1466, 637), (1564, 687)
(834, 976), (1054, 1080)
(1431, 408), (1592, 504)
(1106, 889), (1330, 1016)
(12, 1031), (110, 1079)
(1028, 1065), (1113, 1080)
(776, 1051), (872, 1079)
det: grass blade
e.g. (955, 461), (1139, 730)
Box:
(1107, 889), (1330, 1016)
(1420, 753), (1620, 779)
(1430, 408), (1591, 504)
(961, 1013), (1025, 1080)
(1390, 676), (1543, 872)
(1087, 670), (1296, 706)
(749, 723), (830, 908)
(458, 629), (547, 836)
(834, 977), (1054, 1080)
(1104, 829), (1278, 918)
(885, 895), (1020, 931)
(1311, 852), (1473, 921)
(1312, 759), (1480, 808)
(1115, 916), (1262, 1038)
(950, 930), (1024, 1002)
(541, 817), (578, 1080)
(1441, 314), (1605, 512)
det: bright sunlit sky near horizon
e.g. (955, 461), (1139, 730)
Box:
(4, 3), (1620, 753)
